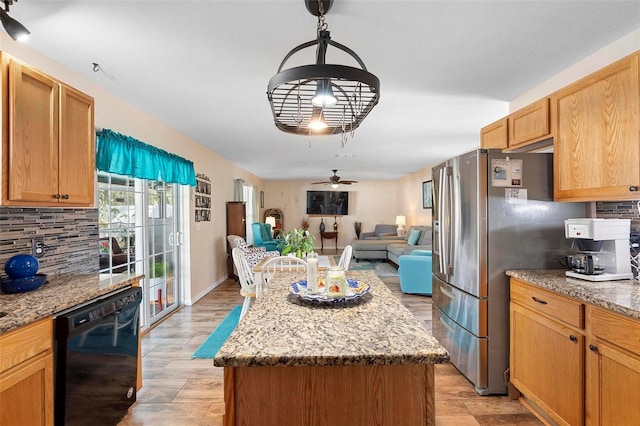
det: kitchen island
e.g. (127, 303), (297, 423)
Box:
(214, 270), (448, 426)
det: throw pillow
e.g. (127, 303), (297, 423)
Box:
(407, 229), (421, 246)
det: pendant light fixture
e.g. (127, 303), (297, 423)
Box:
(0, 0), (29, 42)
(267, 0), (379, 142)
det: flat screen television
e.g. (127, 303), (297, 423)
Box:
(306, 191), (349, 215)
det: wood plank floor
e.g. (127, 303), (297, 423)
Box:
(119, 260), (541, 425)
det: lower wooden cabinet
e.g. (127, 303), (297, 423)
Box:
(586, 307), (640, 426)
(510, 283), (584, 426)
(511, 279), (640, 426)
(0, 318), (54, 426)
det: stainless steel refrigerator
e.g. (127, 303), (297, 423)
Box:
(431, 149), (586, 395)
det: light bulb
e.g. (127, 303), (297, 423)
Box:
(308, 108), (328, 131)
(311, 79), (337, 107)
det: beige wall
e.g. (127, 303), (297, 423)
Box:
(0, 33), (263, 304)
(510, 28), (640, 111)
(262, 164), (435, 250)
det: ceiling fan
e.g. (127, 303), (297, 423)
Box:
(311, 170), (358, 188)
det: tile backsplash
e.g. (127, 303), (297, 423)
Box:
(596, 201), (640, 234)
(0, 207), (99, 278)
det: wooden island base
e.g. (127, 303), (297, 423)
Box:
(223, 363), (435, 426)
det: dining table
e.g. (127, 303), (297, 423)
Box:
(214, 269), (449, 426)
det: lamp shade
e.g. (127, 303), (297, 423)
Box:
(0, 8), (29, 42)
(265, 216), (277, 229)
(395, 215), (406, 227)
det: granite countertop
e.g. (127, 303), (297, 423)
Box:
(0, 272), (144, 333)
(506, 269), (640, 320)
(214, 270), (449, 368)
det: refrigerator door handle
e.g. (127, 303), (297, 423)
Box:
(438, 167), (447, 274)
(439, 285), (456, 300)
(439, 316), (457, 334)
(439, 166), (455, 275)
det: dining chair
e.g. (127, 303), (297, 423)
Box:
(231, 247), (258, 320)
(227, 234), (278, 269)
(338, 245), (353, 271)
(259, 256), (307, 293)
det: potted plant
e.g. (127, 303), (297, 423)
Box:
(149, 261), (173, 280)
(277, 228), (315, 258)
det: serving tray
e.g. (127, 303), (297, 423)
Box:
(289, 278), (370, 305)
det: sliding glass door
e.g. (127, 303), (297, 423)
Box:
(98, 172), (183, 330)
(146, 181), (181, 324)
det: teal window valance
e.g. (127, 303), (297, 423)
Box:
(96, 129), (196, 186)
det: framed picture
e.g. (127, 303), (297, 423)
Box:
(422, 180), (433, 209)
(260, 191), (265, 208)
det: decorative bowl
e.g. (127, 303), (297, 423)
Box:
(4, 254), (39, 279)
(1, 273), (48, 294)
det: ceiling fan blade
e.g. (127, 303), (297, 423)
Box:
(340, 180), (358, 184)
(311, 181), (329, 185)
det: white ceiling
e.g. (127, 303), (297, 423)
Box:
(9, 1), (640, 183)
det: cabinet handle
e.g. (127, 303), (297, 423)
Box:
(589, 344), (598, 352)
(630, 186), (638, 192)
(531, 296), (547, 305)
(569, 335), (578, 342)
(62, 194), (69, 199)
(54, 194), (61, 199)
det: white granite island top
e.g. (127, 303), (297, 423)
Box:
(214, 270), (449, 368)
(506, 269), (640, 320)
(0, 272), (143, 333)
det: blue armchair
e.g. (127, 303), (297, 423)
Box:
(251, 222), (280, 252)
(398, 250), (432, 295)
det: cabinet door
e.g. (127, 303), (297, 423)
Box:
(7, 60), (60, 204)
(553, 53), (640, 201)
(0, 352), (54, 426)
(586, 338), (640, 426)
(59, 85), (95, 205)
(510, 303), (584, 426)
(508, 98), (550, 147)
(480, 118), (508, 149)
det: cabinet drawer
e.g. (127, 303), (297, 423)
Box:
(589, 306), (640, 356)
(0, 318), (53, 374)
(511, 279), (584, 329)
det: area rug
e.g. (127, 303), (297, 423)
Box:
(191, 305), (242, 359)
(333, 256), (398, 276)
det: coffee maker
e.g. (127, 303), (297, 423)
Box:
(564, 218), (633, 281)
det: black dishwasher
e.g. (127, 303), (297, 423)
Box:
(54, 287), (142, 426)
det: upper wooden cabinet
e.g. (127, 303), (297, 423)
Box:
(553, 52), (640, 202)
(480, 98), (551, 151)
(480, 117), (508, 149)
(2, 54), (95, 207)
(507, 98), (550, 149)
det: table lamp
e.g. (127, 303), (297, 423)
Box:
(395, 215), (406, 236)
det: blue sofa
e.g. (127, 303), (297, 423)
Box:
(398, 250), (432, 295)
(251, 222), (280, 252)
